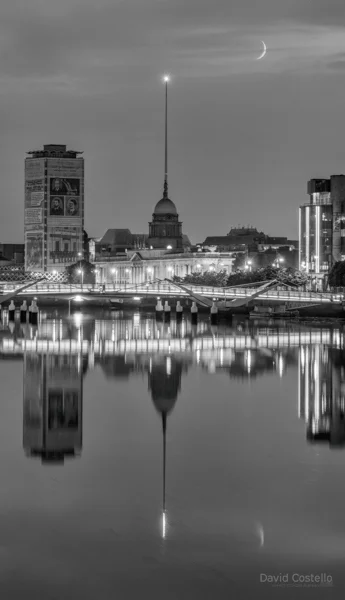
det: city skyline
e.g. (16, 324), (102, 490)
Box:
(1, 0), (345, 244)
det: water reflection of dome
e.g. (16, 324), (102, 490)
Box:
(148, 356), (183, 414)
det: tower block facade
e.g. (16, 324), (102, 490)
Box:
(25, 144), (84, 272)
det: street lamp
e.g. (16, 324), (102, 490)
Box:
(77, 269), (84, 287)
(273, 256), (285, 268)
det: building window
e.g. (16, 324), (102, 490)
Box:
(55, 241), (60, 252)
(64, 243), (69, 252)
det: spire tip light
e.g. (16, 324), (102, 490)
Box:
(163, 74), (170, 83)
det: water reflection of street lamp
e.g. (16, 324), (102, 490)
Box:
(68, 294), (84, 316)
(111, 268), (117, 287)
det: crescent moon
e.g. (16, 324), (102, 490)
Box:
(257, 41), (267, 60)
(255, 522), (265, 547)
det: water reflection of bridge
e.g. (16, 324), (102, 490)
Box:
(0, 317), (340, 358)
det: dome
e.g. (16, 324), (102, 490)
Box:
(154, 197), (177, 215)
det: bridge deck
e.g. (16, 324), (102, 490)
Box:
(0, 281), (342, 306)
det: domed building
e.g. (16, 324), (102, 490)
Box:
(147, 183), (183, 250)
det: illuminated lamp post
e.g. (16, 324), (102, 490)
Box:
(273, 256), (285, 268)
(244, 260), (252, 272)
(77, 269), (84, 288)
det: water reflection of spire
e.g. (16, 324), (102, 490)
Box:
(149, 356), (184, 539)
(162, 412), (167, 539)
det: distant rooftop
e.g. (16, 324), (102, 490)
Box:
(26, 144), (83, 158)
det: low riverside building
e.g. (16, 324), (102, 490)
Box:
(94, 249), (234, 285)
(0, 243), (25, 264)
(200, 227), (298, 269)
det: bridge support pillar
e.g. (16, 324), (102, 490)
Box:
(210, 301), (218, 325)
(8, 300), (15, 322)
(191, 301), (198, 324)
(164, 301), (171, 322)
(20, 300), (28, 323)
(155, 299), (163, 321)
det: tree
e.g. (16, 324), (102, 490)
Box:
(173, 269), (229, 287)
(65, 259), (96, 285)
(328, 261), (345, 287)
(232, 253), (246, 270)
(226, 266), (308, 288)
(83, 230), (90, 261)
(173, 265), (309, 289)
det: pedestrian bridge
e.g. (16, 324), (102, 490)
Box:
(0, 279), (343, 307)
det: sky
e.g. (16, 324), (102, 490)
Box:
(2, 0), (345, 243)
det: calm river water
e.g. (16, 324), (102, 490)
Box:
(0, 309), (345, 598)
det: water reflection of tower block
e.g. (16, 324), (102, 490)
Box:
(23, 354), (83, 464)
(305, 361), (345, 447)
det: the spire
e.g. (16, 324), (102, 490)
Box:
(163, 75), (170, 199)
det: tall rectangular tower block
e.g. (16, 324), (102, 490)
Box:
(25, 144), (84, 272)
